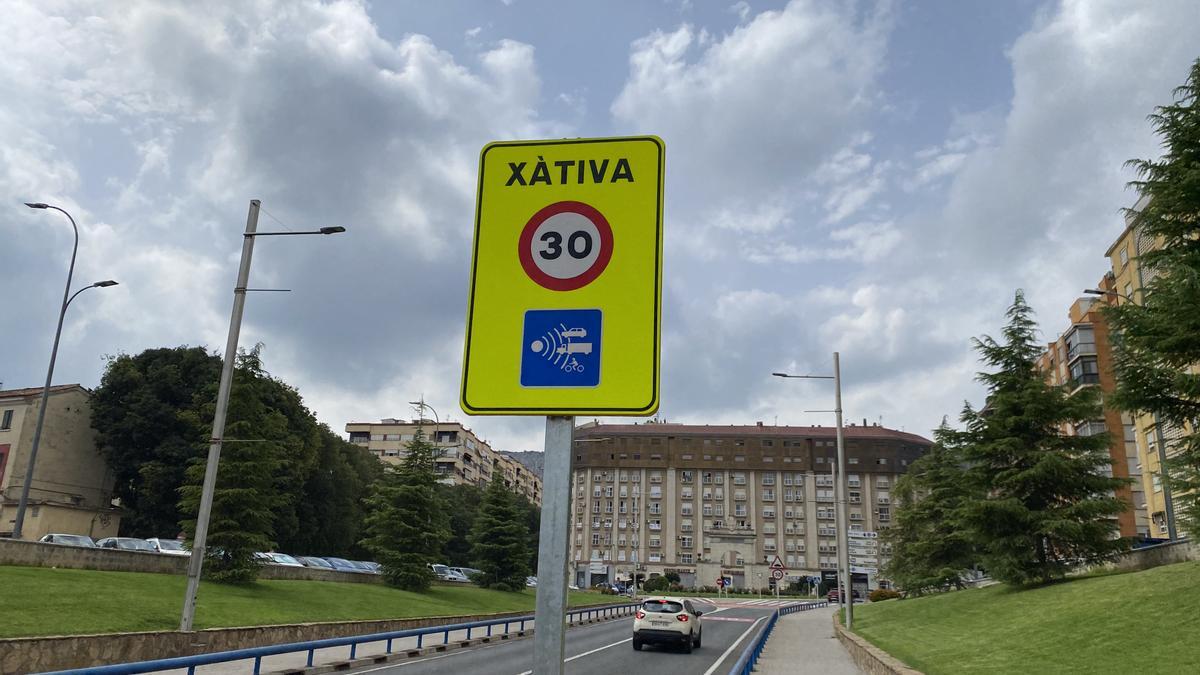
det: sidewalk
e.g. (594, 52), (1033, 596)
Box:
(755, 607), (863, 674)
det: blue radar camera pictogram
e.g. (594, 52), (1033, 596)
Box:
(520, 309), (602, 387)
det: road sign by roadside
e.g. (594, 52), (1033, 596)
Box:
(771, 569), (785, 581)
(848, 530), (878, 539)
(716, 577), (724, 588)
(460, 136), (665, 415)
(851, 565), (878, 574)
(769, 555), (785, 570)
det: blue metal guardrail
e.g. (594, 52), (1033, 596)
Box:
(42, 602), (640, 675)
(726, 601), (829, 675)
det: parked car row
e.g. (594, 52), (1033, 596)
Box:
(39, 533), (187, 555)
(429, 564), (479, 582)
(37, 533), (382, 574)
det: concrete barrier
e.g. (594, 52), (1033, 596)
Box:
(0, 611), (531, 674)
(0, 538), (380, 583)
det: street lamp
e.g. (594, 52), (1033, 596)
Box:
(409, 399), (440, 443)
(12, 202), (118, 540)
(773, 352), (853, 629)
(180, 200), (345, 632)
(1083, 287), (1178, 541)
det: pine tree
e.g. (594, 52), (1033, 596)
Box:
(469, 478), (532, 591)
(179, 350), (283, 584)
(1107, 58), (1200, 534)
(958, 291), (1129, 585)
(360, 429), (449, 591)
(884, 421), (978, 595)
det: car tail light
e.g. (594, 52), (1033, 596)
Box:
(635, 610), (645, 619)
(676, 613), (689, 622)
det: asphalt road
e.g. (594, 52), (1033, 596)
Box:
(342, 600), (777, 675)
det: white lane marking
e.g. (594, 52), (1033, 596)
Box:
(699, 616), (767, 675)
(514, 637), (633, 675)
(511, 607), (730, 674)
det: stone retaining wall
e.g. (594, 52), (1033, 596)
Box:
(1105, 538), (1197, 572)
(832, 614), (923, 675)
(1, 611), (531, 674)
(0, 538), (378, 583)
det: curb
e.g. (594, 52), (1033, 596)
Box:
(831, 614), (923, 675)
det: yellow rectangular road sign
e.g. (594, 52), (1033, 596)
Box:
(460, 136), (664, 415)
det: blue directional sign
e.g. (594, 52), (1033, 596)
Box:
(520, 309), (602, 387)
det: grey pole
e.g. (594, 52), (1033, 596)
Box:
(12, 205), (79, 540)
(833, 351), (853, 630)
(533, 415), (574, 675)
(180, 200), (260, 632)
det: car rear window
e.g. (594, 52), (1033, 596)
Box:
(642, 600), (684, 613)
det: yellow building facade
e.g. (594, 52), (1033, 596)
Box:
(0, 385), (122, 540)
(1104, 199), (1195, 539)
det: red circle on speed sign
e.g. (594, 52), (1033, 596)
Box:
(518, 201), (614, 291)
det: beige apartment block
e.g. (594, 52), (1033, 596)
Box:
(568, 421), (930, 591)
(1105, 199), (1196, 539)
(0, 385), (122, 540)
(1035, 288), (1150, 539)
(346, 419), (542, 506)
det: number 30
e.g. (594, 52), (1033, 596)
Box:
(539, 230), (593, 260)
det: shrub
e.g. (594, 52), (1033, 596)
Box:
(869, 588), (902, 602)
(642, 576), (670, 593)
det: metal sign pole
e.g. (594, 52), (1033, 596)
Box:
(833, 351), (853, 630)
(533, 416), (574, 675)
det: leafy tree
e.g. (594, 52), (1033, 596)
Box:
(91, 347), (221, 537)
(291, 427), (382, 557)
(642, 576), (669, 593)
(957, 291), (1129, 585)
(664, 570), (681, 585)
(361, 430), (449, 591)
(440, 484), (484, 567)
(884, 421), (979, 595)
(93, 345), (380, 558)
(469, 477), (532, 591)
(1107, 58), (1200, 534)
(179, 349), (283, 584)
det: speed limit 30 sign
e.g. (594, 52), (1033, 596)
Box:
(461, 136), (664, 415)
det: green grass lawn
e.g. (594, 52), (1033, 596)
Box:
(0, 566), (618, 638)
(852, 561), (1200, 674)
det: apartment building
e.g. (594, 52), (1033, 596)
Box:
(0, 385), (122, 540)
(1035, 288), (1151, 539)
(345, 419), (542, 505)
(1105, 200), (1196, 539)
(568, 421), (930, 591)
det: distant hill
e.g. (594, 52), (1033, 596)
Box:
(502, 451), (544, 478)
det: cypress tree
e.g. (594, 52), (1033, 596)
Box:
(958, 291), (1129, 585)
(884, 421), (978, 595)
(1107, 58), (1200, 534)
(469, 478), (532, 591)
(360, 429), (449, 591)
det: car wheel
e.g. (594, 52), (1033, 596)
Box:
(683, 634), (693, 654)
(694, 629), (701, 648)
(632, 639), (642, 651)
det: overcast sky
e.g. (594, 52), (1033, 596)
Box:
(3, 0), (1198, 454)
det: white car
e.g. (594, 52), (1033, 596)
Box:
(146, 538), (190, 557)
(632, 597), (703, 653)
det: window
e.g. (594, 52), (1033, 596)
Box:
(762, 474), (775, 486)
(733, 473), (746, 485)
(1119, 246), (1129, 265)
(679, 553), (694, 564)
(680, 536), (693, 549)
(592, 534), (600, 546)
(1069, 356), (1100, 386)
(877, 506), (891, 521)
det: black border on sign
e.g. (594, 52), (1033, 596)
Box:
(460, 136), (665, 415)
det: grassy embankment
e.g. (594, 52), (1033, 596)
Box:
(0, 566), (617, 638)
(852, 561), (1200, 674)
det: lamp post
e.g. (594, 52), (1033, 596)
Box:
(1084, 287), (1178, 541)
(12, 202), (118, 540)
(773, 352), (852, 629)
(408, 399), (440, 445)
(180, 200), (344, 631)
